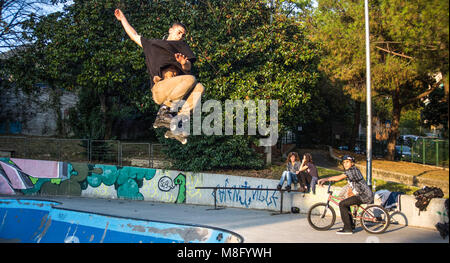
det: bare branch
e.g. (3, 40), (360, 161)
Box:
(400, 84), (439, 108)
(375, 45), (414, 60)
(0, 0), (61, 53)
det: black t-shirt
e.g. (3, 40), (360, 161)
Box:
(140, 37), (196, 88)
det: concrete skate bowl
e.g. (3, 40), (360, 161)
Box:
(0, 199), (243, 243)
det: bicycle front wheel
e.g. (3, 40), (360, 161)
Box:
(307, 202), (336, 231)
(360, 205), (390, 234)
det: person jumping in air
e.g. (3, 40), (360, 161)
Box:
(114, 9), (204, 144)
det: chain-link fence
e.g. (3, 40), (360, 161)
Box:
(0, 136), (168, 168)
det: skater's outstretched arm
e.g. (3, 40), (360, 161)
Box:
(115, 9), (142, 48)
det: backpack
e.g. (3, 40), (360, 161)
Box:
(435, 199), (449, 239)
(413, 186), (444, 211)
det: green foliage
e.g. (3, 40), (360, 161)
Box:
(4, 0), (322, 171)
(421, 86), (449, 136)
(399, 107), (423, 135)
(150, 0), (321, 170)
(187, 1), (321, 127)
(13, 0), (154, 139)
(311, 0), (449, 159)
(157, 128), (265, 172)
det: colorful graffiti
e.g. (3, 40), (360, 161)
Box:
(157, 174), (187, 203)
(0, 158), (186, 203)
(0, 158), (280, 211)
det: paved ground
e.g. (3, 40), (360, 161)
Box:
(3, 195), (447, 243)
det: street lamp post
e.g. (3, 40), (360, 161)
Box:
(364, 0), (372, 188)
(364, 0), (373, 189)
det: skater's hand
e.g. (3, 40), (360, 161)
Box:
(174, 53), (189, 65)
(114, 9), (125, 21)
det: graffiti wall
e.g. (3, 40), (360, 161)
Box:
(190, 173), (281, 210)
(0, 158), (281, 211)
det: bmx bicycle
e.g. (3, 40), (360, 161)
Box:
(307, 183), (390, 234)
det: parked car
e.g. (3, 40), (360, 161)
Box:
(338, 145), (365, 154)
(395, 145), (421, 161)
(397, 135), (421, 147)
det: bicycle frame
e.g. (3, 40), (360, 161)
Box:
(309, 183), (390, 233)
(322, 183), (368, 220)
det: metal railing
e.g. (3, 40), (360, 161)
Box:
(409, 138), (449, 167)
(0, 136), (168, 168)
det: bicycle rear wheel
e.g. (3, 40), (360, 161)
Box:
(360, 204), (390, 234)
(307, 202), (336, 231)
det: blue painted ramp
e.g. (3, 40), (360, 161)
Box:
(0, 199), (242, 243)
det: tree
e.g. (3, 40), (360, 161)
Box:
(153, 0), (322, 171)
(4, 0), (322, 171)
(421, 84), (448, 137)
(183, 0), (321, 129)
(13, 0), (152, 139)
(311, 0), (448, 160)
(310, 0), (368, 151)
(0, 0), (67, 54)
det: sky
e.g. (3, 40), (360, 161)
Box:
(0, 1), (73, 53)
(37, 0), (73, 15)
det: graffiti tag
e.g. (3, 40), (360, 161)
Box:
(158, 176), (176, 192)
(214, 178), (278, 208)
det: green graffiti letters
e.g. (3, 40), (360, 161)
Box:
(174, 173), (186, 204)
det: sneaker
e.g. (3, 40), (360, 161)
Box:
(153, 106), (173, 129)
(164, 130), (188, 144)
(336, 228), (353, 235)
(285, 185), (291, 192)
(153, 116), (172, 129)
(170, 114), (190, 132)
(276, 185), (282, 190)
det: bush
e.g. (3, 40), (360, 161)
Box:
(157, 128), (265, 172)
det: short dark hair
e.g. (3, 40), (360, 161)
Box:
(171, 22), (187, 31)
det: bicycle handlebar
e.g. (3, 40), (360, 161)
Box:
(325, 182), (334, 194)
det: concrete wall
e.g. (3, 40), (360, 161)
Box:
(0, 158), (447, 230)
(0, 87), (77, 136)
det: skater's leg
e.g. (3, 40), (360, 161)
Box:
(168, 82), (204, 133)
(152, 75), (197, 129)
(152, 75), (196, 109)
(177, 83), (205, 116)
